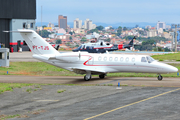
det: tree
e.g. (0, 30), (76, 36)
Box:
(81, 37), (87, 43)
(123, 27), (128, 31)
(69, 32), (73, 35)
(69, 36), (73, 41)
(123, 35), (134, 40)
(42, 25), (47, 28)
(104, 38), (111, 42)
(56, 39), (62, 44)
(135, 25), (139, 28)
(96, 25), (104, 31)
(38, 30), (51, 38)
(65, 42), (70, 46)
(109, 27), (114, 30)
(87, 28), (99, 34)
(116, 26), (122, 36)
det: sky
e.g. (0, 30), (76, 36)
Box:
(36, 0), (180, 24)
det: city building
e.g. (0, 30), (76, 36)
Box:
(58, 15), (67, 29)
(74, 18), (82, 29)
(147, 28), (157, 37)
(0, 0), (36, 52)
(145, 25), (152, 29)
(48, 22), (54, 28)
(84, 19), (96, 30)
(157, 21), (166, 30)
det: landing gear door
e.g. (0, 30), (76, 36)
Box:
(88, 57), (94, 65)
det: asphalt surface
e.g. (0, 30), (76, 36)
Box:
(0, 75), (180, 87)
(0, 85), (180, 120)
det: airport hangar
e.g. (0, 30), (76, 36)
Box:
(0, 0), (36, 52)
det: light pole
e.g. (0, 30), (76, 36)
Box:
(171, 24), (180, 52)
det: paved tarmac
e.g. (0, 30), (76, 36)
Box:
(0, 75), (180, 87)
(0, 85), (180, 120)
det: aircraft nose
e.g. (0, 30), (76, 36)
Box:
(169, 66), (178, 73)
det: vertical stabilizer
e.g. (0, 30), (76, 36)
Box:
(18, 29), (59, 55)
(128, 36), (136, 46)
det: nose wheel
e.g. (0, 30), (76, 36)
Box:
(157, 75), (163, 81)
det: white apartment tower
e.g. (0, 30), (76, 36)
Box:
(74, 18), (82, 29)
(84, 19), (96, 30)
(157, 21), (166, 30)
(48, 22), (54, 28)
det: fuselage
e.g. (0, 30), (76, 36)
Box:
(33, 52), (178, 75)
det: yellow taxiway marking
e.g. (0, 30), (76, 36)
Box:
(36, 100), (59, 102)
(84, 88), (180, 120)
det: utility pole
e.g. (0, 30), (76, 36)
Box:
(41, 6), (42, 37)
(171, 24), (180, 52)
(170, 32), (174, 52)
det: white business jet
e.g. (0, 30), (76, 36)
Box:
(7, 29), (178, 81)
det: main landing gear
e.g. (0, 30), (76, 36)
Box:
(99, 74), (106, 79)
(84, 72), (106, 81)
(84, 71), (91, 81)
(157, 74), (163, 81)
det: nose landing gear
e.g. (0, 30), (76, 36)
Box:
(157, 74), (163, 81)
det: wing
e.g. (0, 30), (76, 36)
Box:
(71, 68), (106, 75)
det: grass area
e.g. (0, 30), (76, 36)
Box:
(0, 83), (44, 94)
(57, 89), (66, 93)
(151, 52), (180, 61)
(0, 62), (179, 78)
(0, 62), (76, 76)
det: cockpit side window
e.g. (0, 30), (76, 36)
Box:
(141, 57), (147, 62)
(106, 43), (110, 45)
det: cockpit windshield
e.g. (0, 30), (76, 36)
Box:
(146, 56), (155, 63)
(78, 45), (82, 49)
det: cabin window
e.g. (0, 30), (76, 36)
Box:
(126, 57), (129, 62)
(120, 57), (123, 62)
(141, 57), (147, 62)
(109, 57), (113, 61)
(100, 42), (103, 46)
(115, 57), (118, 61)
(132, 58), (135, 62)
(98, 56), (102, 61)
(104, 57), (107, 61)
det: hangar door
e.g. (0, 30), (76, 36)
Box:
(0, 19), (10, 48)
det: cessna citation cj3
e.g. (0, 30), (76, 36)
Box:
(8, 29), (178, 81)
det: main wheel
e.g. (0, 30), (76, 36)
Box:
(84, 75), (91, 81)
(99, 74), (105, 79)
(157, 75), (163, 81)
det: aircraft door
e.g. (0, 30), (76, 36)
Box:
(88, 57), (94, 65)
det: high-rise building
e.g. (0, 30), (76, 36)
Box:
(58, 15), (67, 29)
(74, 18), (82, 29)
(84, 19), (96, 30)
(157, 21), (166, 30)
